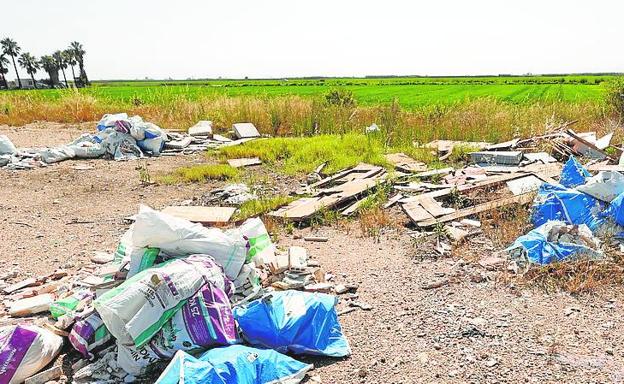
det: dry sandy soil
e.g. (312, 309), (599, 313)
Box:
(1, 123), (624, 383)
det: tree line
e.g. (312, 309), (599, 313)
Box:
(0, 38), (89, 89)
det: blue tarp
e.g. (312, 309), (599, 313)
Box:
(532, 183), (604, 232)
(506, 221), (601, 264)
(601, 191), (624, 226)
(560, 156), (591, 188)
(233, 291), (351, 357)
(155, 345), (312, 384)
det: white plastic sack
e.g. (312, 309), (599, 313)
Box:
(93, 255), (229, 347)
(130, 205), (248, 279)
(0, 324), (63, 384)
(234, 217), (276, 266)
(69, 142), (107, 159)
(37, 146), (76, 163)
(0, 135), (17, 155)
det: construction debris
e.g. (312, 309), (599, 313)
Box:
(0, 203), (347, 383)
(160, 205), (236, 225)
(233, 122), (261, 139)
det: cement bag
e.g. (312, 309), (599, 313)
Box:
(50, 289), (93, 319)
(136, 123), (167, 155)
(97, 113), (129, 131)
(101, 131), (143, 161)
(234, 291), (351, 357)
(0, 135), (17, 155)
(117, 281), (238, 375)
(113, 231), (161, 278)
(131, 205), (248, 279)
(0, 324), (63, 384)
(37, 145), (76, 163)
(602, 191), (624, 227)
(69, 311), (112, 359)
(560, 156), (591, 188)
(155, 346), (313, 384)
(532, 183), (605, 232)
(233, 218), (276, 266)
(94, 255), (229, 347)
(69, 141), (107, 159)
(0, 155), (10, 167)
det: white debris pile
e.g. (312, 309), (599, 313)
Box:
(0, 117), (263, 170)
(0, 204), (348, 383)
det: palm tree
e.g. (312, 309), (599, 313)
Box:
(18, 52), (40, 89)
(53, 50), (68, 87)
(0, 54), (9, 89)
(40, 55), (59, 87)
(1, 38), (22, 89)
(63, 49), (77, 86)
(70, 41), (89, 86)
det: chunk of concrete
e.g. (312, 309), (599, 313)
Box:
(9, 293), (55, 316)
(188, 120), (213, 137)
(232, 122), (260, 139)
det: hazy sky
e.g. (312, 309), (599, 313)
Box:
(2, 0), (622, 80)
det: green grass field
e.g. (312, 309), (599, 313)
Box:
(9, 75), (612, 108)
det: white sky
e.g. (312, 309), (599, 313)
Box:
(2, 0), (622, 80)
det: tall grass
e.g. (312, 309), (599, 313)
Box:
(0, 89), (616, 146)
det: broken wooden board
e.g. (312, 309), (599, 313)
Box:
(587, 163), (624, 172)
(413, 167), (454, 179)
(424, 140), (490, 153)
(384, 153), (427, 173)
(233, 122), (260, 138)
(416, 193), (535, 227)
(227, 157), (262, 168)
(418, 195), (455, 217)
(384, 193), (404, 209)
(402, 202), (435, 223)
(161, 206), (236, 225)
(341, 199), (367, 216)
(485, 139), (520, 151)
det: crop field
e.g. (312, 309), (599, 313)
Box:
(9, 75), (611, 108)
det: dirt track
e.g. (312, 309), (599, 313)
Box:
(2, 123), (624, 383)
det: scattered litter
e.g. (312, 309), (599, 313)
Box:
(196, 183), (258, 206)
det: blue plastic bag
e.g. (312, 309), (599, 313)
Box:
(506, 221), (602, 265)
(155, 346), (312, 384)
(560, 156), (591, 188)
(233, 291), (351, 357)
(532, 183), (604, 232)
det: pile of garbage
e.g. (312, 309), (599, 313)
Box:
(0, 205), (349, 383)
(0, 115), (261, 170)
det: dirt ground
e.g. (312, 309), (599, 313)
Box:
(2, 123), (624, 383)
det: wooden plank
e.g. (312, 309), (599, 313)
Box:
(418, 195), (453, 217)
(227, 157), (262, 168)
(402, 202), (435, 223)
(383, 194), (404, 209)
(161, 206), (236, 225)
(417, 193), (535, 227)
(341, 199), (366, 216)
(587, 164), (624, 172)
(413, 167), (454, 178)
(385, 153), (427, 173)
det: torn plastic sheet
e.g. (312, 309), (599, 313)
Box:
(234, 291), (351, 357)
(560, 156), (591, 188)
(532, 183), (605, 232)
(601, 191), (624, 227)
(507, 220), (603, 265)
(155, 346), (313, 384)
